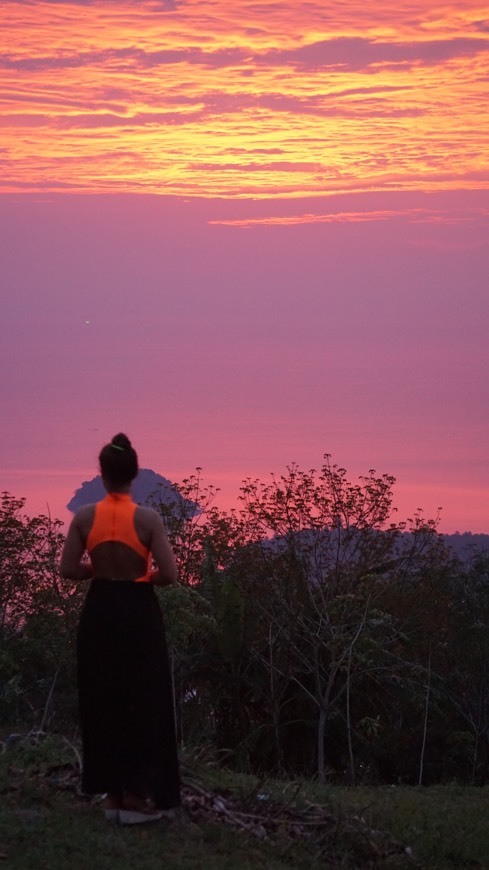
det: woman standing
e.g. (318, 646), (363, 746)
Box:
(60, 433), (180, 824)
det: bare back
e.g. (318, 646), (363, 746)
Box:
(60, 497), (177, 586)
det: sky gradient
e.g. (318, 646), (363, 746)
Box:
(1, 0), (488, 532)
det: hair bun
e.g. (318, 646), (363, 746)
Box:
(100, 433), (138, 483)
(111, 433), (132, 451)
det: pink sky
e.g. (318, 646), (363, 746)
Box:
(1, 1), (488, 532)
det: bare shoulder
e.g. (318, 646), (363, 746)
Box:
(134, 505), (164, 529)
(71, 504), (96, 535)
(75, 504), (96, 520)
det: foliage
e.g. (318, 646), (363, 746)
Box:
(0, 493), (83, 728)
(1, 454), (489, 788)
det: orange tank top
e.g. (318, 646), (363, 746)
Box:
(86, 492), (151, 582)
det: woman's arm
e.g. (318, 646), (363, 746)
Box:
(60, 512), (93, 581)
(148, 512), (178, 586)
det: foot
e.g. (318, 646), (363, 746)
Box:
(122, 791), (157, 811)
(118, 791), (164, 826)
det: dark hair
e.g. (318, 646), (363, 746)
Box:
(99, 433), (138, 486)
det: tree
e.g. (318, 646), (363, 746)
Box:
(441, 553), (489, 782)
(0, 492), (82, 727)
(233, 459), (403, 780)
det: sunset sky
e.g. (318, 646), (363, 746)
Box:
(1, 0), (488, 532)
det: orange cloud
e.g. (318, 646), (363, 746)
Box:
(1, 0), (488, 197)
(208, 206), (489, 227)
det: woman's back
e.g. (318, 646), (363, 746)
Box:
(85, 493), (151, 581)
(61, 493), (177, 586)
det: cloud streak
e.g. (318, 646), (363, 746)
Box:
(266, 36), (489, 71)
(208, 206), (489, 227)
(2, 35), (487, 73)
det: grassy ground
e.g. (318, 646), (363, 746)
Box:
(321, 782), (489, 869)
(1, 735), (488, 869)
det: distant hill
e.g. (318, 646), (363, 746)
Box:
(264, 527), (489, 573)
(67, 468), (198, 515)
(442, 532), (489, 562)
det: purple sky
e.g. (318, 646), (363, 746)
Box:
(1, 188), (488, 532)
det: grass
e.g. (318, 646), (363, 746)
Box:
(1, 735), (488, 869)
(325, 782), (489, 869)
(0, 779), (295, 870)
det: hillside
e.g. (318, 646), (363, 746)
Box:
(67, 468), (198, 515)
(442, 531), (489, 561)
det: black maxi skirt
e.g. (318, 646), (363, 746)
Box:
(76, 579), (180, 809)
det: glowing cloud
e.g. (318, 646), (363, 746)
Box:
(0, 0), (488, 197)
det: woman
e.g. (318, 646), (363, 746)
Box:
(60, 433), (181, 824)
